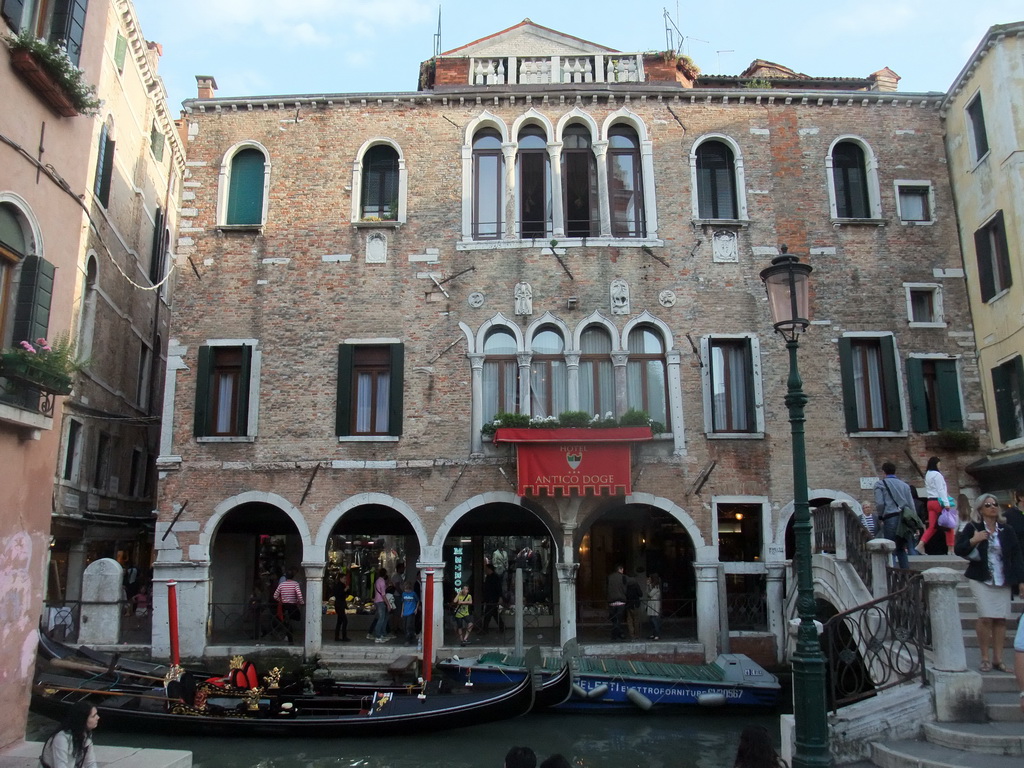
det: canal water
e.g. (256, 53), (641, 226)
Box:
(28, 709), (781, 768)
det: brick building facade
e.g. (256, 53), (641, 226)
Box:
(155, 21), (983, 662)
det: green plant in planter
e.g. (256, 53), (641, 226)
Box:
(933, 429), (980, 452)
(0, 334), (85, 394)
(619, 408), (666, 434)
(482, 409), (664, 436)
(6, 30), (101, 115)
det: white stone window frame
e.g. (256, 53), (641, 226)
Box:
(350, 138), (408, 226)
(893, 180), (935, 226)
(825, 135), (883, 223)
(689, 133), (749, 224)
(903, 282), (945, 328)
(622, 312), (684, 453)
(195, 337), (262, 443)
(842, 331), (909, 438)
(457, 108), (662, 250)
(216, 140), (272, 229)
(699, 333), (765, 439)
(964, 90), (991, 168)
(62, 417), (84, 484)
(711, 495), (771, 568)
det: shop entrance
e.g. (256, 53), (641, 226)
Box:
(576, 504), (697, 641)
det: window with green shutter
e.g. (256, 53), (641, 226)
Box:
(94, 122), (115, 208)
(226, 148), (266, 226)
(336, 343), (403, 437)
(838, 336), (902, 432)
(150, 121), (165, 162)
(992, 356), (1024, 445)
(907, 357), (963, 432)
(194, 345), (253, 437)
(974, 211), (1012, 302)
(114, 32), (127, 73)
(12, 254), (55, 345)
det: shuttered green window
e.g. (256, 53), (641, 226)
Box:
(12, 254), (55, 345)
(226, 148), (266, 226)
(114, 32), (128, 73)
(150, 121), (165, 162)
(992, 356), (1024, 445)
(94, 123), (115, 208)
(838, 336), (902, 432)
(907, 358), (963, 432)
(194, 345), (253, 437)
(336, 344), (403, 437)
(974, 211), (1012, 302)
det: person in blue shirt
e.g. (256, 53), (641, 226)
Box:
(401, 581), (419, 645)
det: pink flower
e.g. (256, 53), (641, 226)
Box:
(36, 338), (52, 351)
(19, 340), (36, 354)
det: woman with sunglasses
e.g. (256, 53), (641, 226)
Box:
(955, 494), (1024, 672)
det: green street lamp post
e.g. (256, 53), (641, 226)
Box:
(760, 246), (831, 768)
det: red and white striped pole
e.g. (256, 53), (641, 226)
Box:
(422, 568), (434, 681)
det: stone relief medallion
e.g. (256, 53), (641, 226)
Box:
(468, 292), (485, 308)
(659, 290), (677, 308)
(365, 232), (387, 263)
(712, 230), (739, 263)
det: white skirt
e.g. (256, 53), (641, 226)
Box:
(969, 578), (1011, 619)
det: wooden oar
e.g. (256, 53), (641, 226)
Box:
(47, 657), (167, 682)
(34, 684), (175, 703)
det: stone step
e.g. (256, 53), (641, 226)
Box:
(922, 721), (1024, 755)
(871, 738), (1022, 768)
(986, 691), (1024, 723)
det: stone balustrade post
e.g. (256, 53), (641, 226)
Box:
(867, 538), (895, 600)
(832, 501), (849, 561)
(923, 567), (984, 721)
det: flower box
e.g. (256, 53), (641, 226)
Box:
(9, 49), (79, 117)
(493, 427), (653, 444)
(0, 352), (73, 395)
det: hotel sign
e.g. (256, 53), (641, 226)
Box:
(493, 427), (653, 496)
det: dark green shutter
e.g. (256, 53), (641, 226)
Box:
(194, 345), (212, 436)
(2, 0), (28, 31)
(96, 130), (115, 208)
(151, 123), (165, 162)
(879, 335), (902, 430)
(149, 208), (164, 284)
(992, 357), (1024, 444)
(226, 149), (265, 225)
(114, 33), (128, 73)
(935, 360), (963, 430)
(906, 358), (928, 432)
(236, 345), (252, 435)
(336, 344), (354, 436)
(12, 255), (55, 345)
(388, 343), (404, 436)
(975, 225), (996, 301)
(837, 337), (860, 432)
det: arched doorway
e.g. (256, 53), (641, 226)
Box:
(443, 501), (556, 645)
(324, 504), (420, 644)
(576, 503), (697, 641)
(208, 502), (303, 644)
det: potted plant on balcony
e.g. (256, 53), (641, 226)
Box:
(483, 409), (663, 439)
(0, 335), (83, 395)
(6, 30), (101, 117)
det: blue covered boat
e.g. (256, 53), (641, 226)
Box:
(439, 652), (780, 711)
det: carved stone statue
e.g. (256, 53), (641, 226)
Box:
(610, 279), (630, 315)
(514, 282), (533, 315)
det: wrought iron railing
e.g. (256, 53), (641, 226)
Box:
(727, 580), (768, 631)
(845, 510), (875, 594)
(821, 573), (927, 711)
(208, 600), (300, 644)
(813, 504), (836, 553)
(575, 597), (697, 639)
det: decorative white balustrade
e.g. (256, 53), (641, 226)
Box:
(469, 54), (645, 86)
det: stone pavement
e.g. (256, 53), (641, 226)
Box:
(0, 741), (191, 768)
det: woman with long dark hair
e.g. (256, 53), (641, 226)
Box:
(917, 456), (955, 555)
(733, 725), (787, 768)
(39, 700), (99, 768)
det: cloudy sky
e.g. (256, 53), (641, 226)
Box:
(132, 0), (1021, 111)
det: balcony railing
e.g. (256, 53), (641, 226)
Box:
(470, 54), (645, 86)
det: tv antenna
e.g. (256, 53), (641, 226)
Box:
(716, 50), (734, 71)
(433, 5), (442, 57)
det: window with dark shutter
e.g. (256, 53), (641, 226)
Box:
(992, 356), (1024, 445)
(974, 211), (1012, 302)
(696, 141), (737, 220)
(226, 148), (266, 226)
(94, 122), (115, 208)
(194, 345), (252, 437)
(336, 343), (403, 437)
(907, 358), (963, 432)
(966, 94), (989, 161)
(114, 32), (128, 73)
(832, 142), (869, 219)
(838, 336), (902, 432)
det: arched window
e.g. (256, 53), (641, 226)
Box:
(517, 126), (550, 238)
(225, 147), (268, 226)
(579, 326), (613, 417)
(607, 125), (645, 237)
(529, 327), (567, 418)
(361, 145), (400, 220)
(0, 202), (28, 346)
(831, 141), (870, 219)
(94, 118), (115, 208)
(626, 326), (667, 427)
(473, 129), (504, 239)
(483, 328), (519, 421)
(695, 140), (737, 220)
(562, 124), (598, 237)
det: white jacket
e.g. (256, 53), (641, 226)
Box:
(39, 730), (97, 768)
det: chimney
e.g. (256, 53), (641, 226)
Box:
(868, 67), (900, 93)
(196, 75), (218, 99)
